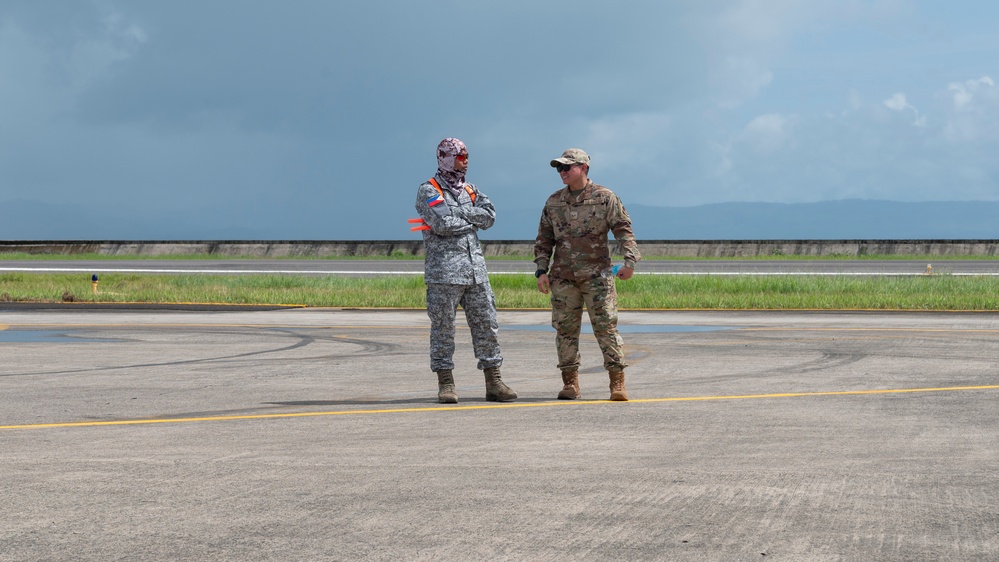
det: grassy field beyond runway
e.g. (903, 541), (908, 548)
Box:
(4, 271), (999, 310)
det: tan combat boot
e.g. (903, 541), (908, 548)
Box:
(557, 370), (580, 400)
(609, 370), (628, 401)
(437, 370), (458, 404)
(484, 366), (517, 402)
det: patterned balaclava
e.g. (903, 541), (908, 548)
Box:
(436, 137), (467, 196)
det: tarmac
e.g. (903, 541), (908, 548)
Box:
(2, 307), (998, 561)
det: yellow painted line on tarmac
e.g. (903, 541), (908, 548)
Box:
(625, 385), (999, 403)
(2, 384), (997, 431)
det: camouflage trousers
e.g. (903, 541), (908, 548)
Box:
(426, 281), (503, 372)
(549, 275), (627, 372)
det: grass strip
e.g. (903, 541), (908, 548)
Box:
(4, 272), (999, 310)
(3, 252), (999, 261)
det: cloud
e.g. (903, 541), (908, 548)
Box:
(739, 113), (797, 154)
(581, 112), (674, 169)
(948, 76), (995, 111)
(942, 77), (998, 143)
(846, 89), (865, 112)
(0, 7), (147, 128)
(711, 57), (774, 109)
(4, 1), (999, 239)
(882, 92), (926, 127)
(883, 93), (913, 112)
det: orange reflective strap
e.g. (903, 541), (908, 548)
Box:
(428, 178), (475, 202)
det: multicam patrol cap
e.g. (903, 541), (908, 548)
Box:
(550, 148), (590, 168)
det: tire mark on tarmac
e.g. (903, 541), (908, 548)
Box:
(1, 324), (410, 377)
(777, 351), (868, 374)
(0, 328), (321, 377)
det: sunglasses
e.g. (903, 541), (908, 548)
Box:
(555, 163), (577, 173)
(455, 153), (469, 162)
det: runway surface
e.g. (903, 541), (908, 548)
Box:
(3, 258), (999, 276)
(2, 307), (998, 560)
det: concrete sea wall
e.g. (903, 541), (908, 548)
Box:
(4, 240), (999, 257)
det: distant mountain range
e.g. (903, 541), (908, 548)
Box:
(3, 198), (998, 241)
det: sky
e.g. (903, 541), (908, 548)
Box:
(1, 0), (998, 240)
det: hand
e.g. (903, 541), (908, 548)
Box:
(537, 273), (550, 294)
(617, 267), (634, 280)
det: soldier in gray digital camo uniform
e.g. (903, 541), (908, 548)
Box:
(414, 137), (517, 404)
(534, 148), (641, 401)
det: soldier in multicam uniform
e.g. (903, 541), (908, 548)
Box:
(534, 148), (641, 401)
(414, 138), (517, 404)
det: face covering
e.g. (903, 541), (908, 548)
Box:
(436, 137), (467, 196)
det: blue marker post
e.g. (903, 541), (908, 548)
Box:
(91, 274), (98, 294)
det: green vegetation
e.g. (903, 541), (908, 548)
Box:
(614, 274), (999, 310)
(0, 252), (426, 261)
(3, 272), (999, 310)
(4, 252), (999, 261)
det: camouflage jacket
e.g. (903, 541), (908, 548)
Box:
(534, 180), (640, 282)
(415, 174), (494, 285)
